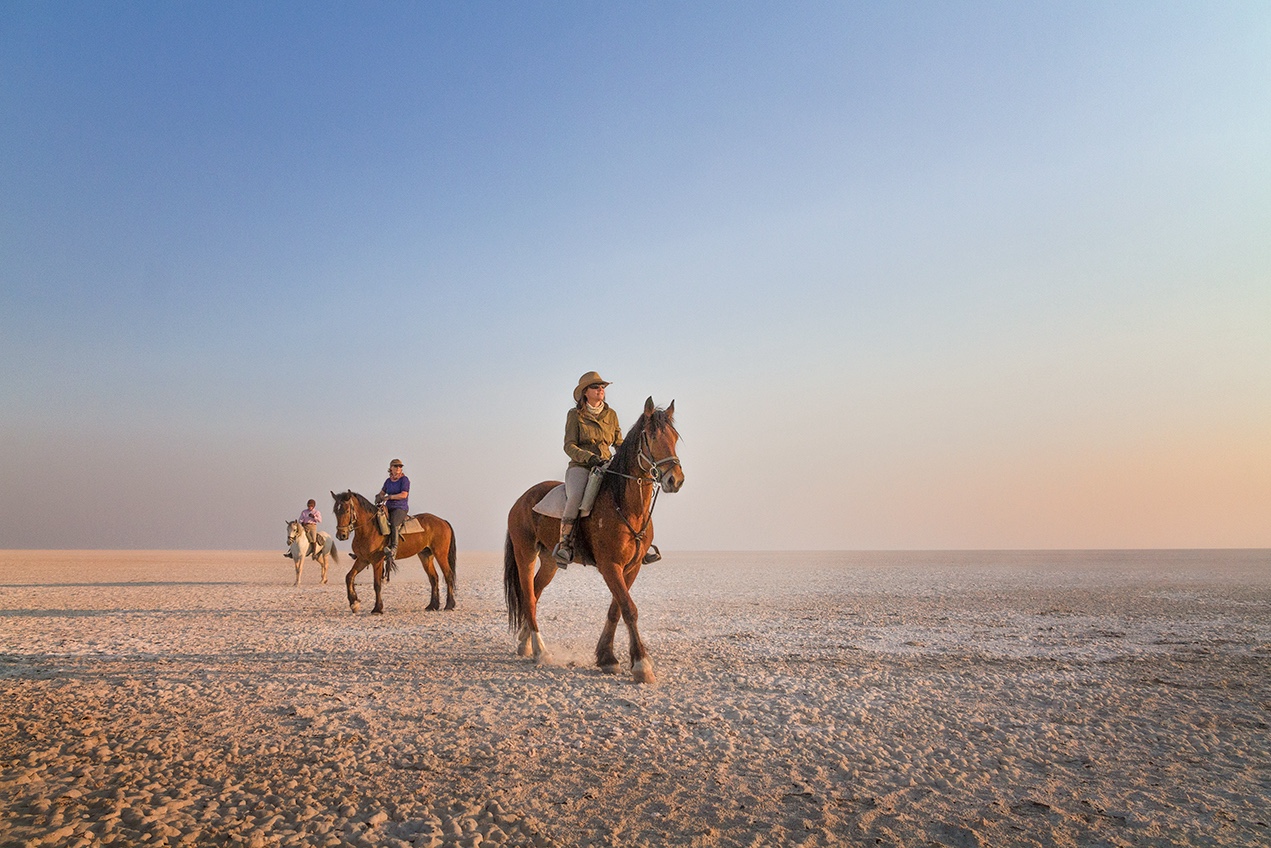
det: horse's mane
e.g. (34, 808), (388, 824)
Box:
(599, 405), (678, 511)
(336, 490), (377, 514)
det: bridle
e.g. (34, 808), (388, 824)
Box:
(606, 428), (680, 486)
(603, 424), (680, 551)
(334, 498), (356, 541)
(638, 428), (682, 485)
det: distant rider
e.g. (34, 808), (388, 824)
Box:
(376, 460), (409, 567)
(554, 371), (622, 567)
(299, 499), (321, 553)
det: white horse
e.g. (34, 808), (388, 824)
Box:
(285, 520), (339, 585)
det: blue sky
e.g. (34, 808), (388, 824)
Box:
(2, 2), (1268, 550)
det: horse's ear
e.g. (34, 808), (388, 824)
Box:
(331, 490), (337, 499)
(666, 399), (675, 418)
(644, 396), (655, 416)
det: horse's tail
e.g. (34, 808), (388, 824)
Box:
(330, 542), (339, 563)
(445, 520), (458, 587)
(503, 532), (524, 632)
(384, 550), (398, 580)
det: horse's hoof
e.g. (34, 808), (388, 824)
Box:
(426, 603), (440, 612)
(598, 663), (621, 675)
(632, 660), (657, 685)
(530, 633), (549, 663)
(350, 602), (360, 614)
(372, 607), (384, 615)
(445, 600), (456, 611)
(517, 640), (534, 659)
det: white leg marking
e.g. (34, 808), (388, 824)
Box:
(531, 632), (550, 664)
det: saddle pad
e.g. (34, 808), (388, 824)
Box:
(531, 485), (567, 519)
(532, 470), (606, 520)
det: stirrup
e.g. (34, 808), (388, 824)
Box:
(552, 541), (572, 568)
(642, 544), (662, 565)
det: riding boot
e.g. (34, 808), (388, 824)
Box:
(552, 521), (574, 568)
(384, 525), (399, 573)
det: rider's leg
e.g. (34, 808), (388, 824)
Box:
(386, 509), (405, 563)
(554, 466), (589, 567)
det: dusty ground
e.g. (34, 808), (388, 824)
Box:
(1, 548), (1268, 847)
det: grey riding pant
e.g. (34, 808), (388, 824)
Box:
(561, 466), (591, 524)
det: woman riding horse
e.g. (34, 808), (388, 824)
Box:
(377, 459), (410, 569)
(331, 490), (458, 615)
(554, 371), (623, 566)
(505, 395), (684, 683)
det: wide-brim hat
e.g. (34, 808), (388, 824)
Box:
(389, 459), (404, 469)
(573, 371), (611, 403)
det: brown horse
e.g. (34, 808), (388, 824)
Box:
(330, 490), (458, 615)
(504, 397), (684, 684)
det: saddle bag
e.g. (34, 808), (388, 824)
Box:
(580, 463), (607, 515)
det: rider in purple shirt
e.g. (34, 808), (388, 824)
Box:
(376, 459), (410, 564)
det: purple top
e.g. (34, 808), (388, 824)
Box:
(299, 508), (321, 525)
(383, 475), (409, 512)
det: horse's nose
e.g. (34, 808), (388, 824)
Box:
(664, 471), (684, 493)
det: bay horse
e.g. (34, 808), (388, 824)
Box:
(284, 520), (339, 585)
(504, 397), (683, 684)
(330, 490), (458, 615)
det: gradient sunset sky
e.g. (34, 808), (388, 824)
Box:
(3, 2), (1268, 551)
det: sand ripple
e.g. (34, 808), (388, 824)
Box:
(1, 549), (1268, 847)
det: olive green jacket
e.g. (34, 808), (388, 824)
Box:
(564, 404), (623, 469)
